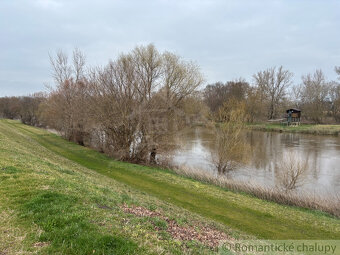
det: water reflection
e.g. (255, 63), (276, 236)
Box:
(171, 127), (340, 196)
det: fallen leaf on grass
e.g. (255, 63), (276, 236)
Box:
(120, 204), (231, 248)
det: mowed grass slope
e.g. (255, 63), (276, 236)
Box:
(1, 120), (340, 254)
(0, 120), (231, 254)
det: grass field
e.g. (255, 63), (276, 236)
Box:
(1, 119), (340, 254)
(248, 123), (340, 135)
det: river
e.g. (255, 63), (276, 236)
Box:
(171, 127), (340, 196)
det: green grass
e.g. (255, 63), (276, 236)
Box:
(22, 191), (138, 254)
(1, 119), (340, 254)
(0, 119), (224, 254)
(248, 123), (340, 135)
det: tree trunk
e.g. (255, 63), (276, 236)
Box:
(150, 148), (156, 164)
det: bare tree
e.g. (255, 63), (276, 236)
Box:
(329, 67), (340, 122)
(244, 86), (266, 123)
(276, 152), (309, 192)
(34, 45), (203, 163)
(253, 66), (293, 119)
(203, 82), (229, 114)
(72, 48), (86, 82)
(335, 66), (340, 79)
(298, 70), (331, 123)
(0, 97), (21, 119)
(162, 51), (204, 107)
(203, 79), (249, 118)
(180, 92), (210, 125)
(19, 93), (45, 126)
(89, 44), (204, 163)
(88, 54), (141, 159)
(49, 50), (72, 85)
(212, 99), (249, 174)
(41, 49), (89, 145)
(225, 78), (249, 101)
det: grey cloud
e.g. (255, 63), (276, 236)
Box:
(0, 0), (339, 96)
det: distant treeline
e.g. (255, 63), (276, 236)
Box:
(0, 93), (45, 126)
(1, 45), (340, 163)
(204, 67), (340, 124)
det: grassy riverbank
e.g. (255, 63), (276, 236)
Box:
(248, 123), (340, 136)
(1, 120), (340, 254)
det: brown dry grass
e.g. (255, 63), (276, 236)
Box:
(120, 204), (232, 248)
(0, 210), (32, 255)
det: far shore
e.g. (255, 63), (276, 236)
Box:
(247, 123), (340, 136)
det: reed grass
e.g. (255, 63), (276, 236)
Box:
(248, 123), (340, 136)
(173, 166), (340, 218)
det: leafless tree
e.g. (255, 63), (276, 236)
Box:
(0, 97), (21, 119)
(298, 70), (331, 123)
(276, 152), (309, 192)
(162, 51), (203, 107)
(179, 92), (210, 125)
(335, 66), (340, 79)
(329, 67), (340, 122)
(19, 93), (46, 126)
(72, 48), (86, 82)
(203, 82), (229, 114)
(203, 79), (249, 118)
(49, 50), (72, 85)
(253, 66), (293, 120)
(41, 49), (89, 145)
(212, 99), (249, 174)
(88, 44), (204, 163)
(0, 94), (46, 126)
(244, 86), (267, 123)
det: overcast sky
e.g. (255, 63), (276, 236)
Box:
(0, 0), (339, 96)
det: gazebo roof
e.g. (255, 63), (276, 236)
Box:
(286, 108), (301, 113)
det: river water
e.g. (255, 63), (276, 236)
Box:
(171, 127), (340, 196)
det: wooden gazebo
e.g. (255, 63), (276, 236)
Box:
(282, 108), (301, 126)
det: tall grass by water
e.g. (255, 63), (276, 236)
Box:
(248, 123), (340, 136)
(173, 167), (340, 218)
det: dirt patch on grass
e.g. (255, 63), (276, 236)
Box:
(121, 204), (162, 217)
(165, 221), (231, 248)
(33, 242), (49, 248)
(120, 204), (231, 248)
